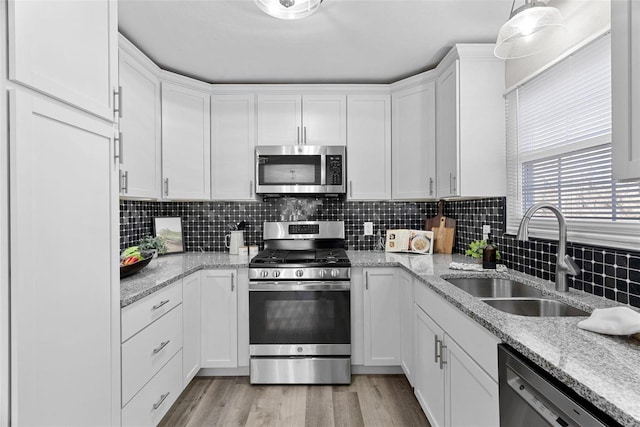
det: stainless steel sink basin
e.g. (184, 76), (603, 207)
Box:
(481, 298), (589, 317)
(445, 277), (544, 298)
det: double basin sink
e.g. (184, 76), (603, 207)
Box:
(445, 277), (589, 317)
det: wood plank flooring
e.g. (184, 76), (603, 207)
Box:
(159, 375), (431, 427)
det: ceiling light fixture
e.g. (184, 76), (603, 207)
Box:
(494, 0), (566, 59)
(255, 0), (323, 20)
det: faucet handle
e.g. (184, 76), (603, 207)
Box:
(563, 254), (581, 276)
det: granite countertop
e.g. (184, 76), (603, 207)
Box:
(121, 250), (640, 426)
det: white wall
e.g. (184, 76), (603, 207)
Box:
(505, 0), (610, 89)
(0, 0), (9, 424)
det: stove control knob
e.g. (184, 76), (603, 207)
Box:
(296, 269), (304, 278)
(260, 270), (269, 278)
(273, 270), (280, 278)
(331, 269), (339, 278)
(319, 270), (326, 278)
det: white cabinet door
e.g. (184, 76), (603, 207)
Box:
(612, 0), (640, 180)
(161, 82), (211, 200)
(211, 94), (256, 200)
(392, 82), (437, 200)
(200, 270), (238, 368)
(399, 270), (414, 385)
(8, 0), (118, 120)
(183, 272), (201, 384)
(236, 268), (250, 367)
(362, 268), (400, 366)
(118, 47), (161, 199)
(256, 94), (301, 145)
(414, 305), (445, 427)
(436, 60), (459, 198)
(302, 95), (347, 146)
(9, 90), (119, 426)
(347, 95), (391, 200)
(445, 337), (499, 427)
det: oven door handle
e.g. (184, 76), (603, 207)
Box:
(249, 281), (351, 291)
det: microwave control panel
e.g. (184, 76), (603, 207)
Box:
(326, 155), (343, 185)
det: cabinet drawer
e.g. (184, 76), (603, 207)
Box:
(415, 281), (500, 381)
(122, 305), (183, 406)
(122, 281), (182, 342)
(122, 349), (183, 427)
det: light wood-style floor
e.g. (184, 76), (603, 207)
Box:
(159, 375), (431, 427)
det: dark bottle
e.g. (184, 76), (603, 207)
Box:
(483, 236), (497, 270)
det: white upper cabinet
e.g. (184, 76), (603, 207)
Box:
(435, 45), (506, 198)
(612, 0), (640, 181)
(392, 81), (437, 200)
(211, 94), (256, 200)
(118, 42), (162, 199)
(161, 81), (211, 200)
(435, 61), (459, 199)
(347, 94), (392, 200)
(302, 95), (347, 146)
(8, 0), (118, 121)
(257, 94), (346, 146)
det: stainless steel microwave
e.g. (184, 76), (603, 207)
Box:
(255, 145), (346, 195)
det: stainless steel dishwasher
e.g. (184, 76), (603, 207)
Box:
(498, 345), (619, 427)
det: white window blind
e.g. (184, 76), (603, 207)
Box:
(506, 33), (640, 249)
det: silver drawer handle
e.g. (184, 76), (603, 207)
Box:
(152, 392), (170, 410)
(153, 340), (170, 354)
(152, 299), (170, 310)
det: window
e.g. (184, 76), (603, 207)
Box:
(506, 34), (640, 250)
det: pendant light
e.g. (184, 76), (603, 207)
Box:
(494, 0), (566, 59)
(255, 0), (323, 20)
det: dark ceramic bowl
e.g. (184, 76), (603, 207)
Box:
(120, 254), (153, 279)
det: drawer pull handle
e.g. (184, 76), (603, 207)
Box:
(152, 392), (170, 410)
(152, 300), (170, 310)
(153, 340), (170, 354)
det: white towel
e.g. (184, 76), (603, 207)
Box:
(577, 306), (640, 336)
(449, 262), (507, 272)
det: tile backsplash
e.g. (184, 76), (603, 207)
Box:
(120, 197), (640, 308)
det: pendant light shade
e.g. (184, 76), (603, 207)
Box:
(494, 0), (566, 59)
(255, 0), (323, 20)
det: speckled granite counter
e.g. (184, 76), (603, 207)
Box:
(120, 253), (249, 307)
(121, 250), (640, 426)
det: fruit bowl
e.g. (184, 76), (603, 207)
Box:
(120, 253), (154, 279)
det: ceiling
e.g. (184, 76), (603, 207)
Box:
(118, 0), (514, 84)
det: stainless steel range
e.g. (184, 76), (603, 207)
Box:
(248, 221), (351, 385)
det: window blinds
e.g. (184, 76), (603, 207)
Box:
(506, 33), (640, 243)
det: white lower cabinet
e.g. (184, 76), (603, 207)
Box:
(413, 280), (500, 427)
(362, 268), (400, 366)
(9, 89), (119, 427)
(122, 305), (183, 406)
(399, 270), (415, 384)
(201, 270), (238, 368)
(445, 338), (500, 427)
(182, 272), (202, 384)
(414, 306), (446, 427)
(122, 350), (183, 427)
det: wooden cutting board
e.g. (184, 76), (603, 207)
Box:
(432, 217), (455, 254)
(424, 199), (456, 231)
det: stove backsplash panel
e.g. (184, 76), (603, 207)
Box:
(120, 197), (640, 308)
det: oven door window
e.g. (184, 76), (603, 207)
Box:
(250, 290), (350, 345)
(257, 155), (322, 185)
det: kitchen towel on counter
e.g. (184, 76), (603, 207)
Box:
(449, 262), (507, 272)
(577, 307), (640, 336)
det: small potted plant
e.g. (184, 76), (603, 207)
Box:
(465, 239), (501, 262)
(138, 235), (167, 258)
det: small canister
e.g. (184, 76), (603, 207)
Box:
(249, 245), (259, 259)
(238, 246), (249, 261)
